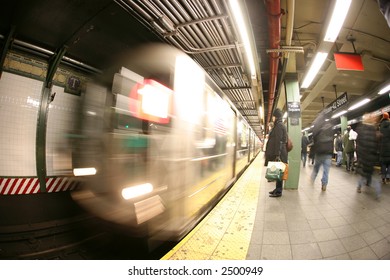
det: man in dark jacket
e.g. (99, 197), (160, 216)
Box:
(266, 108), (287, 197)
(310, 111), (334, 191)
(356, 113), (381, 199)
(379, 112), (390, 184)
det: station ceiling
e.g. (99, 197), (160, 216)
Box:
(1, 0), (390, 137)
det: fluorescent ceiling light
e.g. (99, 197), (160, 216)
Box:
(331, 110), (347, 118)
(348, 98), (370, 111)
(378, 84), (390, 95)
(324, 0), (352, 42)
(229, 0), (256, 79)
(301, 52), (328, 88)
(259, 106), (263, 119)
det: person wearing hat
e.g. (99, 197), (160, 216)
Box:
(379, 112), (390, 184)
(265, 108), (288, 197)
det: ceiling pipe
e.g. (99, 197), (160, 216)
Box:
(274, 0), (295, 109)
(264, 0), (282, 126)
(285, 0), (295, 47)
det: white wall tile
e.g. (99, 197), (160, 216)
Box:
(0, 72), (42, 176)
(46, 85), (81, 176)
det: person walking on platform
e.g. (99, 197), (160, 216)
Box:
(355, 113), (381, 199)
(379, 112), (390, 184)
(310, 111), (334, 191)
(267, 108), (287, 197)
(343, 126), (356, 172)
(334, 132), (343, 167)
(301, 132), (310, 167)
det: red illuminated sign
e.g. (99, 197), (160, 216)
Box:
(334, 53), (364, 71)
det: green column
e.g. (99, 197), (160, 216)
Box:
(340, 116), (348, 134)
(284, 74), (301, 189)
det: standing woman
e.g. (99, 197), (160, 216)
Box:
(267, 108), (288, 197)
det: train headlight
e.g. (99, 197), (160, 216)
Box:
(121, 183), (153, 200)
(73, 167), (97, 176)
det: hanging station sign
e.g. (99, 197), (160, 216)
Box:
(323, 92), (348, 115)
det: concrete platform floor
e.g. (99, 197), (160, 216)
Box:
(162, 153), (390, 260)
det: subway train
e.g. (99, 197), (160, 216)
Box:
(70, 44), (262, 244)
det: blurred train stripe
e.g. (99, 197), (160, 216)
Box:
(0, 177), (79, 195)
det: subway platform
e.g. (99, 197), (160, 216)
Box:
(162, 152), (390, 260)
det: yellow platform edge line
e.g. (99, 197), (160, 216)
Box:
(161, 153), (264, 260)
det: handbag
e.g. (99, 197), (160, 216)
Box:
(282, 163), (289, 180)
(265, 161), (286, 182)
(286, 136), (293, 152)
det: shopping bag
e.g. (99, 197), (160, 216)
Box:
(265, 161), (286, 181)
(282, 163), (289, 180)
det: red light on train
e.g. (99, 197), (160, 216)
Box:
(129, 79), (173, 124)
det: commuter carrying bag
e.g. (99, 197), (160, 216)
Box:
(265, 161), (286, 182)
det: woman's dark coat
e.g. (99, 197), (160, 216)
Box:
(379, 119), (390, 163)
(265, 117), (287, 164)
(356, 123), (379, 177)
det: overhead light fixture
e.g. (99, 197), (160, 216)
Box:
(348, 98), (370, 111)
(259, 105), (263, 119)
(378, 84), (390, 95)
(331, 110), (347, 118)
(229, 0), (256, 79)
(324, 0), (352, 42)
(301, 52), (328, 88)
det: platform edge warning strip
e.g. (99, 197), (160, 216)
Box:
(161, 154), (265, 260)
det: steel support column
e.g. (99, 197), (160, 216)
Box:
(36, 46), (68, 192)
(284, 74), (301, 190)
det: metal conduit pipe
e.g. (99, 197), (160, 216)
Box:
(127, 0), (232, 64)
(158, 1), (208, 47)
(148, 0), (240, 81)
(274, 0), (295, 107)
(172, 0), (237, 73)
(265, 0), (282, 126)
(5, 38), (101, 74)
(172, 0), (226, 63)
(178, 0), (219, 44)
(286, 0), (295, 47)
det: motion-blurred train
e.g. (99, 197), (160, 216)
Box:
(71, 44), (261, 244)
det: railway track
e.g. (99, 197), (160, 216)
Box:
(0, 214), (174, 259)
